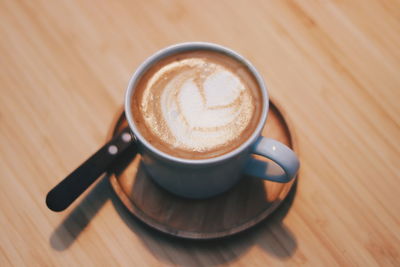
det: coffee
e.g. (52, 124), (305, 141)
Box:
(131, 50), (263, 159)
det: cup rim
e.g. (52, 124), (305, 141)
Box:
(125, 42), (269, 165)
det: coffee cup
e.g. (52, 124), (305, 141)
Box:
(125, 42), (300, 199)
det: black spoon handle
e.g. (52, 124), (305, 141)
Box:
(46, 127), (136, 212)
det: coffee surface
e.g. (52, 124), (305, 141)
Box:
(131, 50), (262, 159)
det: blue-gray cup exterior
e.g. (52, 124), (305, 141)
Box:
(125, 42), (299, 198)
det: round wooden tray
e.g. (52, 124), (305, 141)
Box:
(107, 100), (298, 239)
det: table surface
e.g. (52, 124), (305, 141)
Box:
(1, 0), (399, 266)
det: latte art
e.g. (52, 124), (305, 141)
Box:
(141, 58), (254, 152)
(132, 50), (262, 159)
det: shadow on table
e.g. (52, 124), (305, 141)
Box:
(50, 174), (298, 265)
(49, 176), (111, 251)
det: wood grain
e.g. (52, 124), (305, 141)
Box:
(0, 0), (399, 266)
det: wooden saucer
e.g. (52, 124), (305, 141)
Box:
(107, 100), (298, 239)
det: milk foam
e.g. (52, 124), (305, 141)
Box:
(140, 58), (255, 153)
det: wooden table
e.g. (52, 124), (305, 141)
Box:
(1, 0), (399, 266)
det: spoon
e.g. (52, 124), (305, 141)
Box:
(46, 127), (136, 212)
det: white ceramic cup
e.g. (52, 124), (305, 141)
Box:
(125, 42), (300, 199)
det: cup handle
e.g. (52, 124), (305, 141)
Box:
(244, 136), (300, 183)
